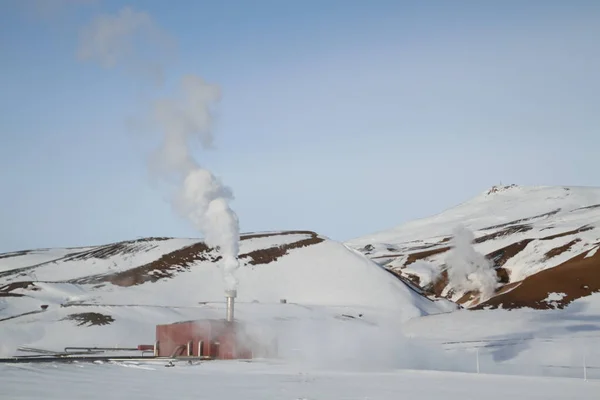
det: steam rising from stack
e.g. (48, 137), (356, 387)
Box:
(77, 8), (241, 292)
(153, 75), (241, 292)
(445, 225), (499, 302)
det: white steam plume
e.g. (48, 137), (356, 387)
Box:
(77, 7), (241, 291)
(152, 75), (241, 291)
(444, 225), (499, 302)
(77, 6), (176, 84)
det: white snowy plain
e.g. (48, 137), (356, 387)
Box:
(2, 360), (598, 400)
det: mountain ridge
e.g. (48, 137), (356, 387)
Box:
(347, 184), (600, 310)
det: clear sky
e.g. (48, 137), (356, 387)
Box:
(1, 0), (599, 252)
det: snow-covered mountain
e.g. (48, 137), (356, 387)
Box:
(3, 186), (600, 386)
(0, 231), (455, 355)
(347, 185), (600, 309)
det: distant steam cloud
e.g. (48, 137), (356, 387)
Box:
(444, 225), (499, 302)
(77, 6), (176, 84)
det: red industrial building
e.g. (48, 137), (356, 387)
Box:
(155, 319), (253, 359)
(1, 290), (276, 364)
(142, 289), (274, 360)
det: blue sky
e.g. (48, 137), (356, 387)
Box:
(1, 0), (599, 252)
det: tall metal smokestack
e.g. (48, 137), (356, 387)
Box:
(225, 289), (236, 322)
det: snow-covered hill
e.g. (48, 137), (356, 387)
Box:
(0, 231), (454, 355)
(2, 190), (600, 386)
(347, 185), (600, 309)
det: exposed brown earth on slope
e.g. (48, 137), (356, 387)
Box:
(396, 243), (439, 251)
(493, 281), (521, 296)
(418, 269), (449, 298)
(0, 237), (174, 280)
(544, 239), (581, 260)
(405, 247), (451, 265)
(456, 291), (478, 305)
(0, 250), (32, 260)
(1, 233), (316, 281)
(486, 184), (518, 195)
(426, 266), (510, 305)
(403, 243), (440, 252)
(375, 224), (591, 267)
(240, 232), (324, 265)
(390, 239), (534, 304)
(572, 204), (600, 212)
(68, 231), (324, 287)
(0, 281), (39, 297)
(62, 312), (115, 327)
(0, 293), (24, 298)
(372, 253), (401, 260)
(432, 270), (449, 296)
(384, 268), (450, 305)
(474, 246), (600, 310)
(240, 231), (316, 240)
(372, 244), (440, 260)
(62, 237), (171, 262)
(474, 224), (533, 243)
(71, 242), (216, 286)
(480, 209), (561, 231)
(495, 267), (510, 284)
(487, 240), (534, 267)
(539, 225), (594, 241)
(419, 238), (593, 307)
(379, 219), (598, 308)
(0, 261), (51, 280)
(1, 231), (321, 288)
(380, 225), (535, 265)
(403, 273), (421, 286)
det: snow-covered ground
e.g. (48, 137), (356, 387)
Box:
(3, 188), (600, 398)
(402, 293), (600, 380)
(2, 360), (598, 400)
(0, 232), (454, 358)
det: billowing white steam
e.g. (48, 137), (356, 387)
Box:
(444, 225), (499, 302)
(152, 75), (241, 291)
(77, 7), (241, 291)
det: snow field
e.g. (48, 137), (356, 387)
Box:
(1, 360), (598, 400)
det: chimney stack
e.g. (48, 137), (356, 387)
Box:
(225, 289), (237, 322)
